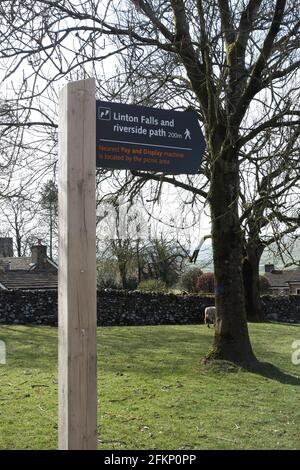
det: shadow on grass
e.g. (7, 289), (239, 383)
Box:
(2, 324), (300, 386)
(203, 357), (300, 386)
(253, 361), (300, 386)
(0, 325), (57, 370)
(98, 326), (211, 378)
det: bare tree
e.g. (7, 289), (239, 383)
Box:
(0, 195), (40, 256)
(96, 197), (146, 288)
(240, 125), (300, 321)
(1, 1), (300, 366)
(108, 0), (300, 366)
(39, 179), (58, 260)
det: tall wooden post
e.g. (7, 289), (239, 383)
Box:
(58, 78), (97, 450)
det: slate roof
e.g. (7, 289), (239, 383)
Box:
(0, 257), (33, 270)
(0, 271), (58, 290)
(264, 269), (300, 288)
(0, 251), (58, 290)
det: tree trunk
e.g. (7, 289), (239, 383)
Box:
(243, 245), (265, 322)
(136, 239), (143, 284)
(15, 224), (22, 257)
(118, 259), (127, 289)
(49, 204), (53, 260)
(207, 147), (258, 368)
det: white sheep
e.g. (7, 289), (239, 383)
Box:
(204, 306), (216, 328)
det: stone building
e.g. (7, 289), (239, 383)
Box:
(264, 264), (300, 295)
(0, 238), (57, 290)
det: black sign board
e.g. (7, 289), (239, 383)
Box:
(96, 101), (206, 174)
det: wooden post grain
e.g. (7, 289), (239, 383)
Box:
(58, 78), (97, 450)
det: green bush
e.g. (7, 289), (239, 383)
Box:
(178, 267), (203, 292)
(137, 279), (167, 292)
(97, 260), (121, 289)
(196, 272), (215, 293)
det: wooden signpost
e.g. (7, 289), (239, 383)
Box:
(58, 78), (97, 450)
(58, 78), (205, 450)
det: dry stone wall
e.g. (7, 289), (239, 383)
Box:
(0, 290), (299, 326)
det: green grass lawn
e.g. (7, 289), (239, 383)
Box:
(0, 323), (300, 450)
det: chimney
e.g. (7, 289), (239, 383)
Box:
(265, 264), (275, 273)
(0, 260), (10, 272)
(31, 240), (48, 270)
(0, 238), (13, 258)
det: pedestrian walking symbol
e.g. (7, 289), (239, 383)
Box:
(184, 128), (191, 139)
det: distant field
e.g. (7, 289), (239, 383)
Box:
(196, 238), (300, 272)
(0, 323), (300, 450)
